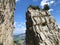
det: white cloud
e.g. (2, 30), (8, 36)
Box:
(13, 22), (26, 35)
(59, 26), (60, 28)
(40, 0), (49, 8)
(48, 9), (53, 12)
(50, 1), (54, 4)
(58, 25), (60, 28)
(14, 22), (16, 27)
(16, 0), (19, 2)
(40, 0), (55, 8)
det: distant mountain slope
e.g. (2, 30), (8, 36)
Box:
(13, 33), (25, 45)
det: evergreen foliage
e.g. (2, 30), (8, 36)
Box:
(43, 4), (50, 10)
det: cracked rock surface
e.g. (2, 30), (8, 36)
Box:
(0, 0), (15, 45)
(26, 6), (60, 45)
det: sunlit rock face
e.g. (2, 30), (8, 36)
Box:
(26, 6), (60, 45)
(0, 0), (15, 45)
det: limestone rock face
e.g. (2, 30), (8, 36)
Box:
(26, 6), (60, 45)
(0, 0), (15, 45)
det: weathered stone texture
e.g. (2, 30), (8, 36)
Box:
(0, 0), (15, 45)
(26, 7), (60, 45)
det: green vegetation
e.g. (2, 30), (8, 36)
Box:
(28, 4), (50, 11)
(13, 33), (25, 45)
(43, 4), (50, 10)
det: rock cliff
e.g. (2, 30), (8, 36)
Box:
(26, 6), (60, 45)
(0, 0), (15, 45)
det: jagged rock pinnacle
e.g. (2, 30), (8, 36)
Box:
(26, 6), (60, 45)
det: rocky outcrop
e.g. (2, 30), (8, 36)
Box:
(0, 0), (15, 45)
(26, 6), (60, 45)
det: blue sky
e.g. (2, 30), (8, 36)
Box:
(13, 0), (60, 35)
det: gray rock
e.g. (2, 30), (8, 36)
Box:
(26, 6), (60, 45)
(0, 0), (15, 45)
